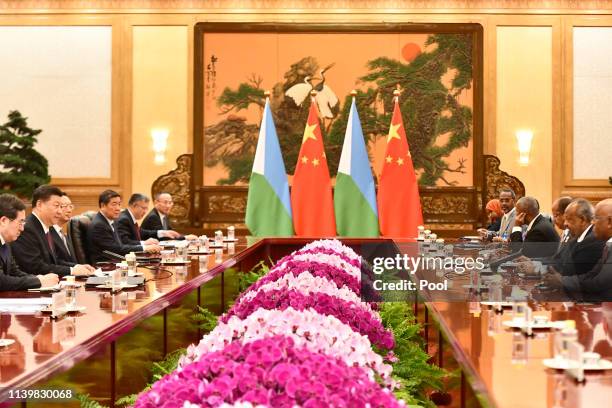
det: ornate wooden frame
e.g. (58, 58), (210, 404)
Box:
(189, 22), (485, 235)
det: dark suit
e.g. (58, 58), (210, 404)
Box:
(117, 209), (157, 245)
(87, 212), (143, 264)
(510, 214), (560, 258)
(1, 242), (41, 291)
(563, 241), (612, 302)
(11, 214), (72, 277)
(51, 226), (77, 265)
(141, 209), (184, 240)
(555, 226), (605, 276)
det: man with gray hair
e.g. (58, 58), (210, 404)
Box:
(117, 193), (181, 246)
(510, 196), (559, 257)
(553, 198), (605, 276)
(545, 198), (612, 301)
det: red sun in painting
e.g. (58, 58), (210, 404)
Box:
(402, 43), (421, 63)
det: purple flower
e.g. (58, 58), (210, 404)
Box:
(134, 336), (403, 408)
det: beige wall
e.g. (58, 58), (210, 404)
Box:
(132, 25), (190, 198)
(496, 26), (553, 208)
(1, 3), (610, 213)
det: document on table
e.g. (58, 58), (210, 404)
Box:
(0, 297), (53, 314)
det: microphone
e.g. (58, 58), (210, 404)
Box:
(102, 250), (125, 260)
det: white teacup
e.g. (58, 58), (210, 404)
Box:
(533, 315), (549, 325)
(583, 352), (601, 365)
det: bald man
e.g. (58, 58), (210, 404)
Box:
(510, 196), (559, 258)
(546, 198), (612, 302)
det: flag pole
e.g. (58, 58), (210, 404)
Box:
(393, 87), (400, 104)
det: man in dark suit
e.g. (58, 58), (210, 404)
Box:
(510, 196), (560, 258)
(552, 196), (573, 245)
(51, 192), (77, 264)
(545, 198), (612, 302)
(88, 190), (162, 264)
(141, 192), (196, 240)
(555, 199), (605, 276)
(117, 193), (179, 245)
(1, 194), (58, 291)
(11, 185), (93, 277)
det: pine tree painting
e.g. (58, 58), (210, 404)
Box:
(0, 111), (51, 197)
(204, 33), (473, 187)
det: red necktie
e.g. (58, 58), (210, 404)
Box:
(46, 231), (55, 255)
(135, 223), (142, 241)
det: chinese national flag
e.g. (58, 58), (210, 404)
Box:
(378, 98), (423, 238)
(291, 100), (336, 236)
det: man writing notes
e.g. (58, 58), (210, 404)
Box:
(117, 193), (180, 245)
(1, 194), (58, 291)
(12, 185), (94, 277)
(88, 190), (162, 264)
(141, 192), (197, 241)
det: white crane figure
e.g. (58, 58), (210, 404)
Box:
(313, 63), (339, 119)
(285, 76), (317, 107)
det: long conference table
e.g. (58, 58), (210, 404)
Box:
(0, 238), (610, 407)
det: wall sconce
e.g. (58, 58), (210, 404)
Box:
(515, 130), (533, 166)
(151, 128), (169, 165)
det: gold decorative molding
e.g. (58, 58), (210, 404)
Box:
(421, 196), (470, 215)
(4, 0), (612, 14)
(425, 223), (473, 230)
(483, 154), (525, 204)
(151, 154), (192, 227)
(207, 195), (247, 215)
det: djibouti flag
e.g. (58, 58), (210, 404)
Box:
(334, 97), (379, 236)
(245, 97), (293, 236)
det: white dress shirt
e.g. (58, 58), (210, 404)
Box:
(513, 213), (541, 235)
(52, 224), (71, 253)
(576, 224), (593, 243)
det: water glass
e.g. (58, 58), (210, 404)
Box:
(125, 253), (137, 275)
(215, 248), (223, 264)
(161, 249), (174, 261)
(199, 235), (209, 251)
(214, 230), (223, 246)
(64, 285), (77, 308)
(175, 244), (188, 261)
(118, 264), (129, 285)
(227, 226), (235, 241)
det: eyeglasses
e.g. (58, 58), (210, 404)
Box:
(60, 204), (74, 210)
(10, 218), (26, 226)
